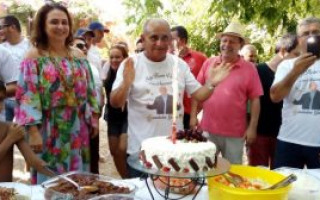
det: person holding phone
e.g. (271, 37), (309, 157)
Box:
(270, 17), (320, 169)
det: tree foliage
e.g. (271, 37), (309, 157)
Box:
(4, 1), (35, 31)
(1, 0), (99, 35)
(123, 0), (320, 60)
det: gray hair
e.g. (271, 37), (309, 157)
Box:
(297, 17), (320, 32)
(275, 33), (298, 54)
(240, 44), (257, 56)
(143, 18), (170, 34)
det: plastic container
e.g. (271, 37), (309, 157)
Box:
(89, 194), (143, 200)
(207, 165), (292, 200)
(41, 171), (136, 200)
(274, 167), (320, 200)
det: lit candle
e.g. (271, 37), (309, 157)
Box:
(171, 42), (179, 144)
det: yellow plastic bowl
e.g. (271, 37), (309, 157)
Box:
(207, 165), (292, 200)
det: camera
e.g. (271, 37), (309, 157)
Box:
(307, 35), (320, 58)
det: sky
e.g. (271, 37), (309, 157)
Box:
(91, 0), (125, 22)
(1, 0), (126, 22)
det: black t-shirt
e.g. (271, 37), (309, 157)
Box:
(104, 68), (128, 123)
(257, 63), (283, 137)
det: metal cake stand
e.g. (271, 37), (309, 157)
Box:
(127, 153), (230, 200)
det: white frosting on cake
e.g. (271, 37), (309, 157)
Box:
(140, 136), (216, 172)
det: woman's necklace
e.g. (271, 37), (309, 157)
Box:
(48, 49), (77, 107)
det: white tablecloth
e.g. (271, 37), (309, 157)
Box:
(15, 169), (320, 199)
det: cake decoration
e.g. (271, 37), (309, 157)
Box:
(214, 155), (218, 168)
(176, 129), (207, 142)
(182, 168), (190, 173)
(152, 155), (163, 169)
(189, 159), (199, 172)
(140, 150), (147, 163)
(205, 157), (214, 168)
(168, 158), (181, 172)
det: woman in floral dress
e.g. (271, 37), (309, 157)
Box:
(15, 3), (100, 184)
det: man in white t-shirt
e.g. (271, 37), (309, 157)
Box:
(0, 15), (30, 121)
(271, 17), (320, 169)
(110, 18), (233, 177)
(87, 21), (109, 70)
(0, 46), (18, 121)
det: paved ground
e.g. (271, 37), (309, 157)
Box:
(13, 118), (120, 183)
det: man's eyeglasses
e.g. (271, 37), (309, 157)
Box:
(135, 49), (144, 53)
(299, 30), (320, 38)
(76, 43), (86, 50)
(0, 24), (10, 30)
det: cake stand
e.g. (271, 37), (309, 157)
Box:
(127, 153), (230, 200)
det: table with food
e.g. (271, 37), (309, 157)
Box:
(1, 130), (320, 200)
(1, 168), (320, 200)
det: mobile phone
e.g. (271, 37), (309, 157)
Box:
(307, 35), (320, 58)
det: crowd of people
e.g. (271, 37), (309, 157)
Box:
(0, 2), (319, 185)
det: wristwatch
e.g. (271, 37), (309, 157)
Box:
(205, 82), (216, 91)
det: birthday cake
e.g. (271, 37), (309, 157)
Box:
(140, 130), (217, 173)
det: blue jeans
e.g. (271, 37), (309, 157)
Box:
(272, 139), (320, 169)
(5, 99), (16, 121)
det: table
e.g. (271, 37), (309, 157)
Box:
(29, 178), (209, 200)
(5, 168), (320, 200)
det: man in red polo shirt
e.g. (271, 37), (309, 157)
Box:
(190, 22), (263, 164)
(171, 26), (207, 129)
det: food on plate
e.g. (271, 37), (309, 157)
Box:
(93, 197), (133, 200)
(90, 194), (136, 200)
(44, 174), (131, 200)
(154, 176), (197, 194)
(214, 175), (270, 190)
(140, 130), (217, 173)
(0, 187), (15, 200)
(0, 187), (30, 200)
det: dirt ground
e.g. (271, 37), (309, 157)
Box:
(13, 118), (120, 183)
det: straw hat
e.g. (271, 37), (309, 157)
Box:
(216, 22), (249, 44)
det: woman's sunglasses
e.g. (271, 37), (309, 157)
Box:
(135, 49), (144, 53)
(76, 43), (87, 50)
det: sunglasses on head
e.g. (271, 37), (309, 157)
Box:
(45, 1), (67, 7)
(76, 43), (86, 50)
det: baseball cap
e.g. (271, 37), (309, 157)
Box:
(74, 28), (95, 38)
(88, 21), (110, 33)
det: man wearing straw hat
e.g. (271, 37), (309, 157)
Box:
(190, 22), (263, 164)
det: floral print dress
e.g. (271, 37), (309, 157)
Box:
(15, 57), (99, 184)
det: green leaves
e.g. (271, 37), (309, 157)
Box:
(122, 0), (320, 59)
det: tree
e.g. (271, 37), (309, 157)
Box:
(3, 1), (35, 35)
(123, 0), (320, 59)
